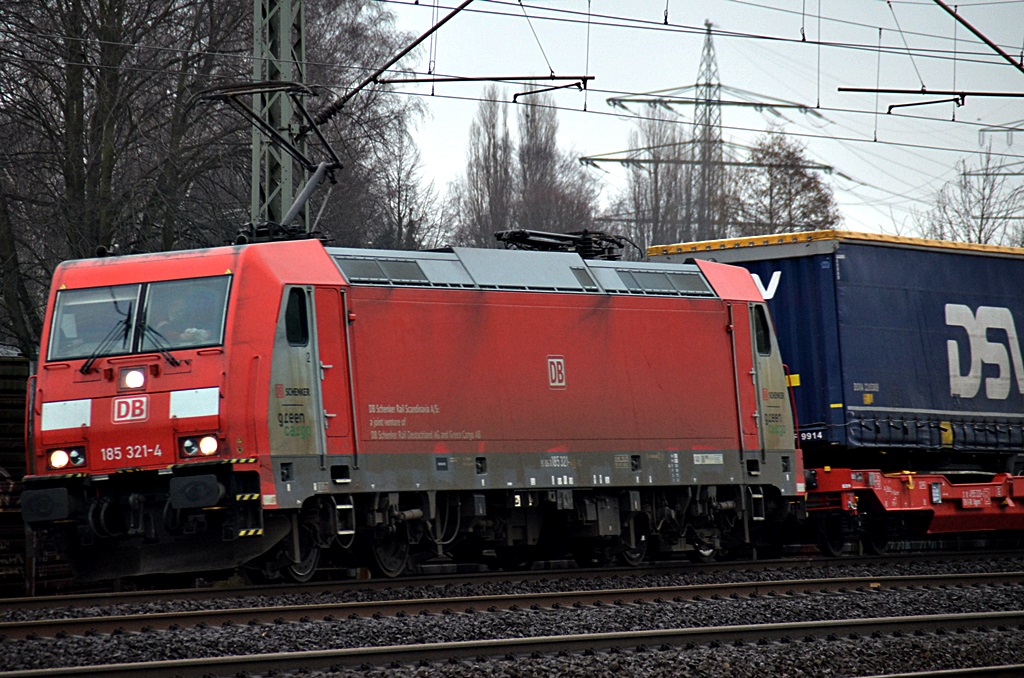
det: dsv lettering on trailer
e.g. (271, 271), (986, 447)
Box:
(945, 304), (1024, 400)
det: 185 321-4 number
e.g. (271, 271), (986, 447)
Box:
(101, 444), (163, 462)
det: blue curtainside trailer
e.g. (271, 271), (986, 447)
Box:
(651, 230), (1024, 475)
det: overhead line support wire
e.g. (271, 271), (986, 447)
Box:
(377, 75), (593, 85)
(887, 97), (963, 114)
(309, 0), (474, 129)
(931, 0), (1024, 78)
(518, 0), (555, 77)
(839, 87), (1024, 100)
(513, 81), (585, 103)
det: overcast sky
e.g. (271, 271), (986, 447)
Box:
(378, 0), (1023, 237)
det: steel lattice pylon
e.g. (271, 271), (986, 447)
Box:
(251, 0), (305, 230)
(693, 20), (723, 241)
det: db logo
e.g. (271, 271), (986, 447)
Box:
(112, 395), (149, 423)
(547, 356), (567, 390)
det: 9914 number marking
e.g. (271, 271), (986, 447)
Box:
(101, 444), (163, 461)
(799, 431), (825, 442)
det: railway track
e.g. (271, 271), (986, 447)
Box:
(2, 571), (1023, 641)
(2, 561), (1023, 677)
(2, 610), (1023, 677)
(4, 549), (1020, 614)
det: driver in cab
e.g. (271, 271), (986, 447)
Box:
(156, 297), (211, 344)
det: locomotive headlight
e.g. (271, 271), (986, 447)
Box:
(179, 435), (219, 458)
(120, 367), (146, 390)
(198, 436), (219, 456)
(181, 438), (199, 457)
(49, 449), (70, 469)
(48, 447), (85, 470)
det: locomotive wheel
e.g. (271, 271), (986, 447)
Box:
(616, 536), (648, 567)
(241, 563), (279, 584)
(493, 545), (535, 571)
(616, 517), (649, 567)
(687, 543), (718, 563)
(366, 528), (410, 578)
(572, 539), (608, 568)
(285, 527), (320, 583)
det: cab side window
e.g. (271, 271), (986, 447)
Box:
(754, 305), (771, 356)
(285, 288), (309, 346)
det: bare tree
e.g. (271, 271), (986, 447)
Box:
(733, 129), (840, 235)
(516, 96), (560, 233)
(369, 130), (443, 250)
(608, 107), (696, 252)
(0, 0), (425, 354)
(450, 89), (600, 247)
(0, 0), (254, 354)
(917, 146), (1024, 246)
(303, 0), (423, 247)
(515, 94), (598, 234)
(1, 0), (253, 257)
(451, 87), (515, 247)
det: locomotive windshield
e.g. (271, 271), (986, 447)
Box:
(48, 275), (231, 361)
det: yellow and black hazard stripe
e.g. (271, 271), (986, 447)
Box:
(235, 493), (261, 502)
(26, 472), (89, 480)
(237, 528), (264, 537)
(169, 458), (257, 470)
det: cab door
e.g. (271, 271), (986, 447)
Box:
(750, 302), (795, 452)
(313, 287), (354, 453)
(268, 286), (322, 458)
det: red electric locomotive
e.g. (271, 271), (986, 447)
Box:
(21, 239), (800, 581)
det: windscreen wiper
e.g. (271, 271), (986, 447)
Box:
(80, 303), (133, 374)
(141, 324), (181, 367)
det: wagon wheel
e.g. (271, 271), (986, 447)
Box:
(366, 527), (410, 578)
(285, 526), (321, 583)
(860, 519), (888, 556)
(816, 515), (847, 557)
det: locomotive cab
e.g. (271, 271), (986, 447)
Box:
(20, 242), (341, 580)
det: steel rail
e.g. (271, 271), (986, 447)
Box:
(2, 610), (1023, 678)
(6, 548), (1019, 612)
(2, 571), (1022, 640)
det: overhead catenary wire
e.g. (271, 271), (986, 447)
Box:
(7, 4), (1020, 83)
(311, 0), (475, 127)
(887, 0), (928, 89)
(378, 0), (1021, 65)
(952, 4), (959, 120)
(518, 0), (555, 77)
(874, 28), (883, 141)
(816, 0), (822, 107)
(584, 0), (592, 111)
(7, 0), (1020, 233)
(931, 0), (1024, 77)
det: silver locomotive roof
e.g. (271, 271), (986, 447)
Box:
(326, 246), (715, 298)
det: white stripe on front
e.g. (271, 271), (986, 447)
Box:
(41, 399), (92, 431)
(169, 387), (220, 419)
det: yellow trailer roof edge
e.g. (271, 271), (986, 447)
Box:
(648, 229), (1024, 258)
